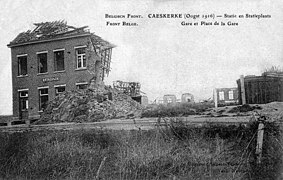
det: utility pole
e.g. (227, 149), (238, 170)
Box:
(240, 75), (246, 105)
(214, 88), (218, 108)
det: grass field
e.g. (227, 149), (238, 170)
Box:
(0, 120), (282, 179)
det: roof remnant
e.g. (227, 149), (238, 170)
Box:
(90, 34), (115, 51)
(8, 20), (115, 50)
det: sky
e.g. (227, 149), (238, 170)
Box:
(0, 0), (282, 115)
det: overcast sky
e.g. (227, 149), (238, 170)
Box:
(0, 0), (282, 115)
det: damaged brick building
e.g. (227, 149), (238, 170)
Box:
(181, 93), (194, 103)
(237, 73), (283, 104)
(7, 21), (115, 121)
(214, 87), (238, 105)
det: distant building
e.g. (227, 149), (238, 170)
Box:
(215, 88), (238, 105)
(237, 73), (283, 104)
(131, 96), (148, 106)
(163, 94), (177, 104)
(181, 93), (194, 103)
(152, 97), (164, 104)
(7, 21), (115, 122)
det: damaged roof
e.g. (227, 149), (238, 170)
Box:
(7, 20), (115, 49)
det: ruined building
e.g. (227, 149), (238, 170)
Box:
(237, 73), (283, 104)
(163, 94), (177, 104)
(181, 93), (194, 103)
(7, 21), (115, 121)
(214, 87), (238, 106)
(113, 80), (148, 106)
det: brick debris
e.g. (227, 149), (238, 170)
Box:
(35, 85), (142, 124)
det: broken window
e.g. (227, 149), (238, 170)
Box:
(54, 50), (64, 71)
(229, 90), (234, 100)
(76, 48), (86, 69)
(39, 88), (48, 110)
(18, 56), (27, 76)
(55, 85), (65, 96)
(219, 91), (225, 100)
(38, 53), (48, 73)
(76, 82), (88, 90)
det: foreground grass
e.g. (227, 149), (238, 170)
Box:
(0, 121), (282, 179)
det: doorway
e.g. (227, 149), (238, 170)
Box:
(19, 90), (28, 119)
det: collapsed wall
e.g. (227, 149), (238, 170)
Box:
(36, 86), (142, 124)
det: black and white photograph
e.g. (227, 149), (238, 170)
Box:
(0, 0), (282, 179)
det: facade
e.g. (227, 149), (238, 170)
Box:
(8, 21), (114, 121)
(181, 93), (194, 103)
(237, 74), (283, 104)
(215, 88), (238, 105)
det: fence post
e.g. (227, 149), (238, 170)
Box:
(214, 88), (218, 108)
(96, 156), (107, 179)
(255, 117), (265, 164)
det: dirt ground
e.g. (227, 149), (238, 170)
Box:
(1, 102), (283, 132)
(203, 102), (283, 121)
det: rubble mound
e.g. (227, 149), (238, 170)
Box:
(228, 104), (262, 113)
(35, 86), (142, 124)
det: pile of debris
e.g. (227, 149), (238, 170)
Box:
(201, 102), (283, 121)
(228, 104), (262, 113)
(35, 86), (142, 124)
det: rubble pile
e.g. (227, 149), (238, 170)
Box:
(228, 104), (262, 113)
(35, 86), (142, 124)
(202, 102), (283, 121)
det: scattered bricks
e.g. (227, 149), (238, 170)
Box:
(35, 85), (142, 124)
